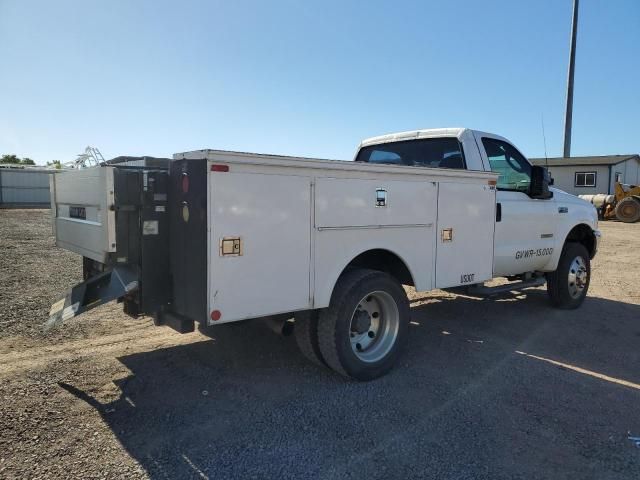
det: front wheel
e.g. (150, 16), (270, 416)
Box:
(547, 242), (591, 309)
(317, 269), (410, 381)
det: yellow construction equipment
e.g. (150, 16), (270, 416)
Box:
(611, 182), (640, 222)
(580, 182), (640, 223)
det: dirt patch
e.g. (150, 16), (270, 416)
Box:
(1, 209), (639, 479)
(0, 209), (153, 349)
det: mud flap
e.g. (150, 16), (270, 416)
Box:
(44, 267), (139, 331)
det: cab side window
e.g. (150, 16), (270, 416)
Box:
(481, 138), (532, 192)
(356, 138), (466, 169)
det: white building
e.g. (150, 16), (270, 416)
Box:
(530, 155), (640, 196)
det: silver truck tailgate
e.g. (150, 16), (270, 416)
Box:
(50, 166), (116, 262)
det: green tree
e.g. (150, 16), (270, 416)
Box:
(20, 157), (35, 165)
(1, 154), (20, 164)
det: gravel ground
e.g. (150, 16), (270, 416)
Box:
(1, 209), (639, 479)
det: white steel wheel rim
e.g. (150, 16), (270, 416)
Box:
(349, 291), (400, 363)
(567, 255), (588, 299)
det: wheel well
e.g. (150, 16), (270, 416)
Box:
(343, 249), (415, 286)
(565, 224), (596, 258)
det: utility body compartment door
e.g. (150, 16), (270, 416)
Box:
(208, 171), (311, 323)
(435, 181), (495, 288)
(313, 177), (437, 305)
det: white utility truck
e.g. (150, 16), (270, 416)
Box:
(49, 128), (600, 380)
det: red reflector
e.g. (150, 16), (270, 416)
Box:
(181, 175), (189, 193)
(211, 164), (229, 172)
(210, 310), (222, 321)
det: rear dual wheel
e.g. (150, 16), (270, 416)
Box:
(295, 269), (410, 380)
(294, 309), (325, 368)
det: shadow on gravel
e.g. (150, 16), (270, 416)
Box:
(59, 292), (640, 479)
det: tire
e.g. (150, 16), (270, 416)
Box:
(294, 310), (326, 368)
(547, 242), (591, 309)
(317, 268), (410, 381)
(615, 196), (640, 223)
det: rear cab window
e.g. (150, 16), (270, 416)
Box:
(355, 138), (466, 170)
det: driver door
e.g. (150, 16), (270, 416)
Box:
(475, 134), (556, 276)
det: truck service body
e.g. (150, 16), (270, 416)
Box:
(48, 128), (600, 380)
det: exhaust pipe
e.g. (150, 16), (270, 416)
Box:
(264, 314), (295, 336)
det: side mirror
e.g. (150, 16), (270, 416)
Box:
(530, 165), (553, 199)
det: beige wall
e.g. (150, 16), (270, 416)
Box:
(546, 164), (610, 196)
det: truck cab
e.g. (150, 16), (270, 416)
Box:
(354, 127), (599, 281)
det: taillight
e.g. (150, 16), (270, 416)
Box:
(181, 173), (189, 193)
(211, 164), (229, 172)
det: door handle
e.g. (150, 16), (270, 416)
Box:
(496, 203), (502, 222)
(558, 206), (568, 213)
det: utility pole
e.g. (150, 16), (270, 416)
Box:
(563, 0), (579, 158)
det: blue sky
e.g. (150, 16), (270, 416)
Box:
(1, 0), (638, 164)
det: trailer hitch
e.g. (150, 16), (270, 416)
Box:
(44, 266), (139, 331)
